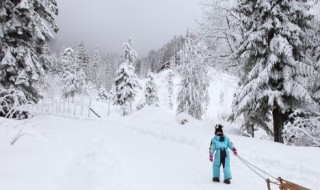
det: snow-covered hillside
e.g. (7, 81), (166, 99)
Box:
(1, 107), (319, 190)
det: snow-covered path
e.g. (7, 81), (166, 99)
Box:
(1, 108), (320, 190)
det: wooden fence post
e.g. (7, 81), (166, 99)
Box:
(73, 99), (76, 116)
(81, 98), (83, 116)
(108, 100), (111, 117)
(68, 98), (70, 114)
(88, 99), (92, 117)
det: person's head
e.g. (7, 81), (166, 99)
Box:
(215, 124), (223, 135)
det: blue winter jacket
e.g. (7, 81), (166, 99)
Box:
(210, 134), (234, 153)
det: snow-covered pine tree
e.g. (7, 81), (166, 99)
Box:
(309, 19), (320, 103)
(121, 37), (137, 65)
(176, 37), (209, 120)
(0, 0), (58, 114)
(61, 70), (78, 99)
(57, 48), (76, 74)
(145, 72), (159, 106)
(113, 38), (140, 116)
(167, 70), (174, 110)
(76, 41), (90, 80)
(96, 53), (111, 90)
(113, 63), (139, 116)
(147, 35), (185, 72)
(58, 47), (86, 99)
(231, 0), (319, 143)
(104, 54), (117, 90)
(88, 47), (101, 86)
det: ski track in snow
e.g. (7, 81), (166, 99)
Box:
(1, 111), (320, 190)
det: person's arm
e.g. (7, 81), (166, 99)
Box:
(209, 139), (215, 162)
(227, 138), (234, 150)
(210, 139), (216, 153)
(227, 138), (237, 155)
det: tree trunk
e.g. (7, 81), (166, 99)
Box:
(11, 0), (21, 6)
(250, 124), (254, 138)
(272, 106), (284, 143)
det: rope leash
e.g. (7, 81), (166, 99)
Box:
(236, 154), (280, 185)
(234, 154), (312, 190)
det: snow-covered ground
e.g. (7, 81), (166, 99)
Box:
(1, 69), (319, 190)
(1, 107), (319, 190)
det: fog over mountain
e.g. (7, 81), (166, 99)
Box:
(51, 0), (202, 56)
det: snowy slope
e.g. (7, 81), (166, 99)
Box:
(1, 108), (319, 190)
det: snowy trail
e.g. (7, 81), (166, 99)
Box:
(1, 109), (320, 190)
(107, 122), (211, 190)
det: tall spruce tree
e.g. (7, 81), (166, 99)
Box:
(76, 41), (90, 80)
(0, 0), (58, 113)
(88, 47), (101, 86)
(310, 19), (320, 103)
(121, 37), (137, 65)
(145, 72), (159, 106)
(167, 70), (174, 110)
(113, 38), (140, 116)
(231, 0), (319, 143)
(177, 38), (209, 120)
(59, 47), (86, 99)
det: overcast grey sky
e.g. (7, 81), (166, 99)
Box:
(51, 0), (202, 57)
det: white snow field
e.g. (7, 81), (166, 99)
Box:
(1, 107), (320, 190)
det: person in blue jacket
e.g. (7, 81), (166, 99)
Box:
(209, 124), (237, 184)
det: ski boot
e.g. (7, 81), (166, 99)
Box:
(212, 177), (220, 182)
(224, 179), (231, 184)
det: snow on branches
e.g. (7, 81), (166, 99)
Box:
(0, 0), (58, 116)
(113, 62), (140, 116)
(176, 37), (209, 120)
(283, 109), (320, 147)
(0, 86), (27, 119)
(231, 0), (319, 142)
(145, 72), (159, 106)
(113, 38), (140, 116)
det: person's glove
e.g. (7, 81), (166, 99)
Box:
(209, 153), (213, 162)
(232, 148), (238, 156)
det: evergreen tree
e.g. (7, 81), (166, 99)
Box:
(231, 0), (319, 143)
(145, 72), (159, 106)
(88, 47), (101, 86)
(113, 63), (139, 116)
(76, 41), (90, 80)
(176, 38), (209, 119)
(167, 70), (174, 110)
(58, 47), (86, 99)
(121, 37), (137, 65)
(96, 53), (115, 90)
(113, 38), (140, 116)
(310, 19), (320, 103)
(146, 35), (185, 72)
(104, 54), (117, 90)
(57, 47), (76, 74)
(0, 0), (58, 113)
